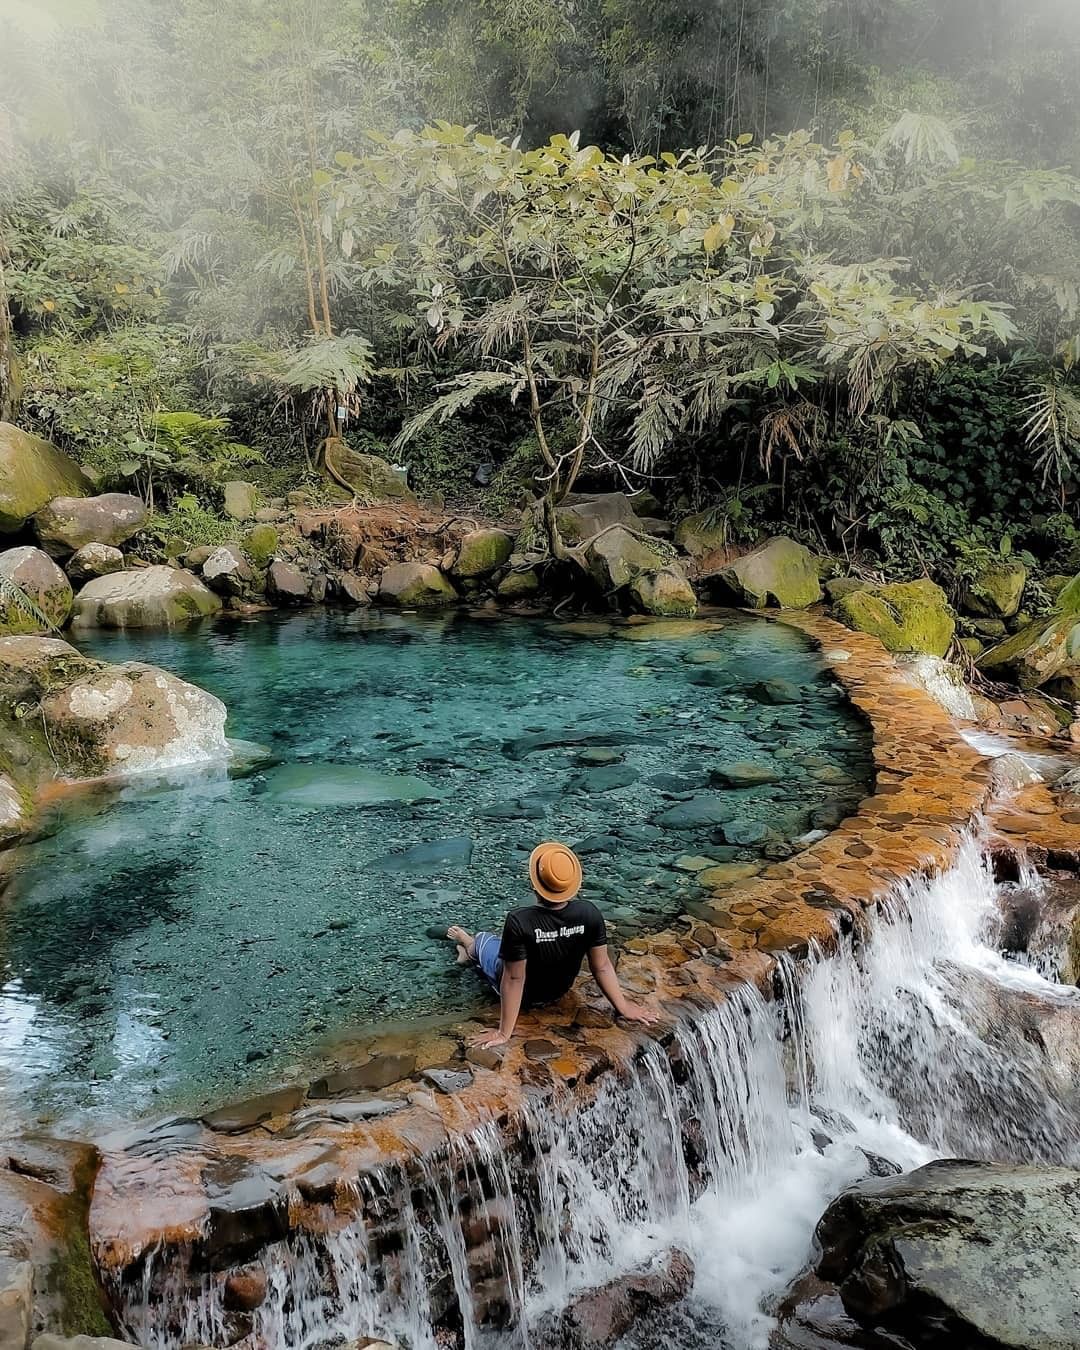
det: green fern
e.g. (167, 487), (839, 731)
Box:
(0, 574), (56, 632)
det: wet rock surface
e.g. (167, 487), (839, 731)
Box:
(815, 1160), (1080, 1349)
(535, 1248), (694, 1349)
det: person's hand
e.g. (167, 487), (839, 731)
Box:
(470, 1028), (513, 1049)
(618, 1002), (660, 1025)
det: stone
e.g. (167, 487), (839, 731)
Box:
(749, 677), (802, 705)
(266, 561), (310, 605)
(65, 544), (124, 585)
(30, 1338), (133, 1350)
(452, 528), (514, 578)
(815, 1161), (1080, 1350)
(334, 572), (372, 607)
(0, 546), (73, 633)
(71, 566), (221, 629)
(323, 443), (413, 500)
(556, 492), (643, 545)
(0, 774), (29, 845)
(674, 509), (732, 561)
(41, 662), (229, 778)
(698, 861), (762, 887)
(223, 1267), (268, 1313)
(653, 796), (734, 830)
(420, 1066), (473, 1093)
(265, 763), (442, 807)
(377, 562), (458, 608)
(308, 1053), (417, 1097)
(576, 747), (623, 765)
(0, 424), (91, 533)
(710, 760), (782, 787)
(722, 817), (769, 846)
(0, 1258), (31, 1350)
(369, 838), (473, 872)
(628, 565), (698, 617)
(202, 1086), (307, 1133)
(836, 578), (954, 657)
(202, 545), (256, 597)
(243, 524), (279, 567)
(223, 481), (258, 521)
(978, 580), (1080, 695)
(34, 494), (148, 557)
(538, 1248), (694, 1350)
(579, 764), (639, 793)
(898, 655), (978, 720)
(203, 1157), (288, 1265)
(962, 560), (1027, 619)
(824, 577), (867, 604)
(497, 568), (540, 600)
(585, 527), (669, 592)
(713, 537), (823, 609)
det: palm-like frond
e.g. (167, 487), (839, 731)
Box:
(392, 371), (517, 451)
(280, 334), (376, 397)
(0, 574), (55, 632)
(1022, 376), (1080, 489)
(878, 112), (960, 168)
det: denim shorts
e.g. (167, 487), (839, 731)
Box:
(473, 930), (503, 990)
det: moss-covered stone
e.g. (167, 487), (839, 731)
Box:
(324, 441), (414, 501)
(243, 523), (279, 567)
(629, 566), (698, 617)
(497, 568), (540, 600)
(0, 546), (73, 634)
(34, 494), (147, 557)
(0, 424), (92, 534)
(962, 561), (1027, 619)
(978, 572), (1080, 691)
(716, 537), (823, 609)
(377, 561), (458, 607)
(452, 528), (514, 579)
(674, 509), (728, 560)
(586, 527), (670, 591)
(836, 579), (955, 657)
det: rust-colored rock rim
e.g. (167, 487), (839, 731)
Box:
(89, 612), (997, 1273)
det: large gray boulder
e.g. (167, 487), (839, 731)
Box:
(713, 536), (822, 609)
(0, 546), (73, 634)
(0, 424), (91, 533)
(557, 492), (644, 545)
(816, 1160), (1080, 1349)
(71, 566), (221, 629)
(222, 480), (257, 521)
(628, 565), (697, 617)
(202, 544), (256, 598)
(377, 561), (458, 607)
(586, 527), (669, 592)
(41, 661), (229, 777)
(34, 493), (148, 557)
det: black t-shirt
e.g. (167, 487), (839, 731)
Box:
(500, 897), (607, 1007)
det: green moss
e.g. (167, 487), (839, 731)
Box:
(453, 528), (513, 578)
(243, 524), (279, 567)
(836, 579), (955, 657)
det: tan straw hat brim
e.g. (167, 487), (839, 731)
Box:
(529, 841), (583, 903)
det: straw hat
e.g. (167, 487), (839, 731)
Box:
(529, 841), (583, 903)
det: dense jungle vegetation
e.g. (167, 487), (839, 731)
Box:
(1, 0), (1079, 592)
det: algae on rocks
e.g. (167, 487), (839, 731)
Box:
(0, 547), (73, 634)
(452, 528), (513, 579)
(629, 566), (697, 617)
(713, 537), (822, 609)
(836, 578), (955, 657)
(0, 424), (91, 534)
(377, 561), (458, 607)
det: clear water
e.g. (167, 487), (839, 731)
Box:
(0, 610), (871, 1131)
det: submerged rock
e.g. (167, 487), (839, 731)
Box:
(536, 1248), (694, 1350)
(713, 536), (823, 609)
(369, 837), (473, 872)
(34, 493), (148, 557)
(0, 545), (73, 633)
(71, 566), (221, 629)
(653, 795), (734, 830)
(0, 423), (91, 533)
(263, 762), (443, 807)
(815, 1160), (1080, 1350)
(835, 578), (954, 657)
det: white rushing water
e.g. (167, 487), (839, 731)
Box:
(116, 836), (1080, 1350)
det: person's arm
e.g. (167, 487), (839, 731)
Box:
(473, 958), (527, 1047)
(588, 944), (659, 1024)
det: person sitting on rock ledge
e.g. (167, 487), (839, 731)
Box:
(440, 841), (659, 1048)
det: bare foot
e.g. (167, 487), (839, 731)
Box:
(447, 925), (476, 963)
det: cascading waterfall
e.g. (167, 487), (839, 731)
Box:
(113, 834), (1080, 1350)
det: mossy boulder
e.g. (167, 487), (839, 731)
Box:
(556, 492), (642, 546)
(0, 546), (73, 634)
(70, 566), (221, 629)
(715, 537), (823, 609)
(0, 424), (92, 534)
(979, 572), (1080, 694)
(66, 544), (125, 585)
(586, 526), (670, 592)
(324, 442), (414, 501)
(377, 561), (458, 607)
(34, 493), (148, 557)
(836, 579), (954, 657)
(243, 523), (279, 567)
(629, 566), (698, 617)
(452, 528), (514, 579)
(498, 568), (540, 600)
(222, 480), (258, 521)
(674, 510), (729, 560)
(962, 561), (1027, 620)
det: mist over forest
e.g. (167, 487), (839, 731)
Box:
(2, 0), (1080, 590)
